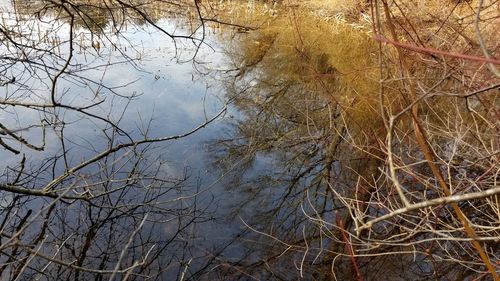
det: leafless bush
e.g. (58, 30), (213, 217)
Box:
(206, 0), (499, 280)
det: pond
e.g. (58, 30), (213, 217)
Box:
(1, 0), (499, 280)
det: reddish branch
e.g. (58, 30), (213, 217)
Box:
(336, 213), (364, 281)
(374, 35), (500, 65)
(377, 1), (500, 279)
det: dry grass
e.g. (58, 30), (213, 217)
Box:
(304, 0), (367, 19)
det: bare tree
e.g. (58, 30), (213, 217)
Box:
(0, 0), (231, 280)
(206, 0), (499, 280)
(2, 0), (498, 280)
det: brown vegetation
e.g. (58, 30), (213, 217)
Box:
(0, 0), (498, 280)
(207, 0), (500, 279)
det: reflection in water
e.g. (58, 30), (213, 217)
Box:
(207, 6), (499, 280)
(0, 1), (231, 280)
(1, 0), (499, 280)
(208, 13), (387, 279)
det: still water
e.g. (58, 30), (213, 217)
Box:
(2, 1), (388, 280)
(0, 1), (256, 279)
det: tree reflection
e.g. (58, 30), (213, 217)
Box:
(1, 0), (498, 279)
(209, 5), (499, 280)
(0, 0), (230, 279)
(209, 13), (383, 279)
